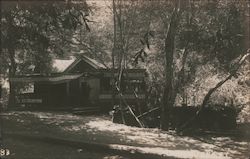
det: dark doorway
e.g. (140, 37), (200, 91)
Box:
(81, 82), (91, 107)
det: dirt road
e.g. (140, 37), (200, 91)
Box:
(1, 111), (249, 159)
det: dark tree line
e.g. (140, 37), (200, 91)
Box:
(109, 0), (249, 130)
(0, 0), (249, 130)
(1, 0), (90, 105)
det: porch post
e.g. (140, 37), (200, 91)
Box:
(66, 81), (70, 106)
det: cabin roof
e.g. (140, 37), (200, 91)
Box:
(52, 57), (76, 73)
(53, 55), (106, 73)
(98, 68), (146, 73)
(64, 55), (106, 73)
(82, 55), (106, 69)
(10, 73), (83, 83)
(10, 55), (146, 83)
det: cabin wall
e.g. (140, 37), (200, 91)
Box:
(11, 64), (146, 111)
(34, 82), (69, 108)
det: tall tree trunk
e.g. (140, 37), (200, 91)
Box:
(112, 0), (117, 105)
(5, 13), (17, 107)
(111, 0), (118, 122)
(112, 0), (117, 71)
(180, 48), (189, 105)
(243, 0), (250, 50)
(8, 47), (17, 107)
(160, 8), (179, 130)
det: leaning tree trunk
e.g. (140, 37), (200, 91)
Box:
(201, 52), (250, 109)
(178, 51), (250, 132)
(160, 8), (180, 130)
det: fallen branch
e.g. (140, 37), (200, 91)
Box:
(115, 85), (144, 128)
(137, 107), (160, 119)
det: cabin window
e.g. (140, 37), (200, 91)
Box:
(121, 79), (145, 93)
(18, 83), (35, 94)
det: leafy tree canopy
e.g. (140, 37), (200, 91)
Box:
(1, 0), (90, 75)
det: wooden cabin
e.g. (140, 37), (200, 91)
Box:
(10, 55), (146, 111)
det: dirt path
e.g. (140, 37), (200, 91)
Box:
(4, 136), (128, 159)
(2, 111), (250, 159)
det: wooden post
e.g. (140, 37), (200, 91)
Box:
(78, 79), (82, 106)
(0, 84), (2, 99)
(66, 81), (70, 107)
